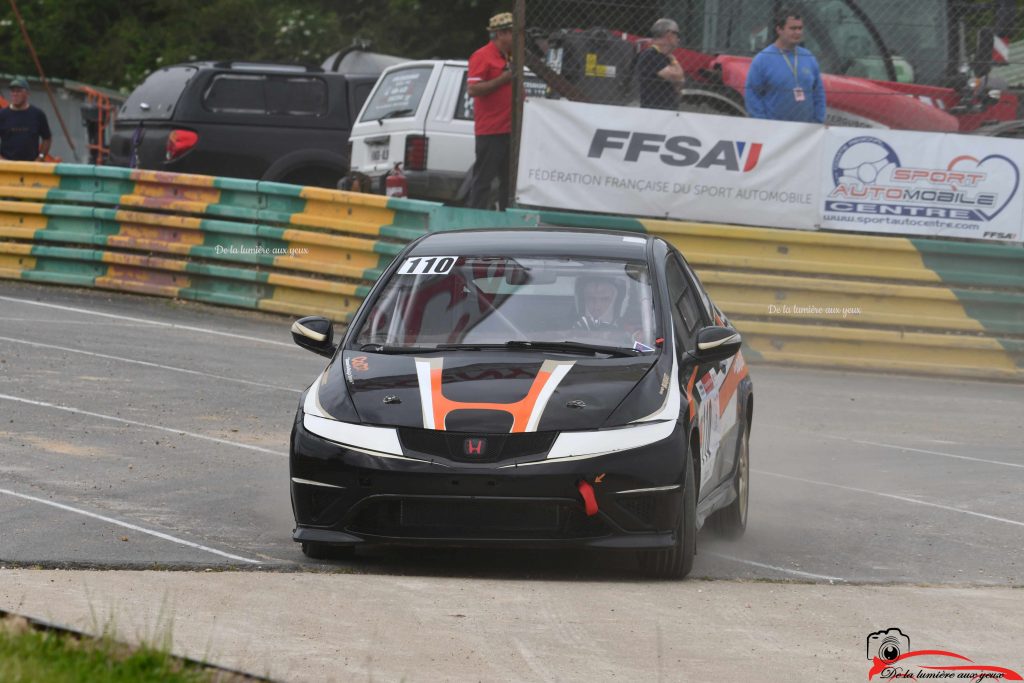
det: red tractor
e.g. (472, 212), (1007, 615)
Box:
(536, 0), (1020, 133)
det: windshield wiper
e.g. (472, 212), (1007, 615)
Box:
(376, 108), (413, 125)
(504, 340), (638, 357)
(358, 343), (436, 354)
(360, 342), (641, 357)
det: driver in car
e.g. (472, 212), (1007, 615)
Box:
(574, 276), (621, 331)
(573, 275), (656, 351)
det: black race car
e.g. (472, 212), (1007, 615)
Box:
(288, 229), (753, 578)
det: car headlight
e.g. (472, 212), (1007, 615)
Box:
(542, 419), (677, 462)
(302, 369), (405, 458)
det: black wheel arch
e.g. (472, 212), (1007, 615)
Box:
(677, 85), (748, 117)
(262, 149), (350, 184)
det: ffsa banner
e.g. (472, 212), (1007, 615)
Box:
(516, 99), (822, 230)
(820, 128), (1024, 241)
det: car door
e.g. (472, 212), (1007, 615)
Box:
(680, 255), (744, 486)
(424, 65), (477, 181)
(663, 254), (730, 498)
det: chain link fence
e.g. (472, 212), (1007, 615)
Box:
(513, 0), (1021, 131)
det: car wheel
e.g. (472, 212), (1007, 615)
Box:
(711, 424), (749, 539)
(638, 450), (696, 579)
(301, 542), (355, 561)
(279, 166), (345, 189)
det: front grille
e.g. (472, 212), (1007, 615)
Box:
(398, 428), (557, 463)
(349, 498), (608, 540)
(617, 495), (657, 526)
(401, 500), (559, 532)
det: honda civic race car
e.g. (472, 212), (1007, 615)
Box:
(288, 229), (753, 578)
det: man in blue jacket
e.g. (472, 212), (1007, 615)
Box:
(744, 9), (826, 123)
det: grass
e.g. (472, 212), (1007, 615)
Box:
(0, 615), (250, 683)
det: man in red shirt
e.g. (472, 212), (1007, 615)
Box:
(467, 12), (514, 210)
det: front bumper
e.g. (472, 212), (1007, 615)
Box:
(290, 413), (688, 550)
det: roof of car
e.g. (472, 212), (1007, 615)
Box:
(382, 59), (469, 71)
(170, 61), (331, 74)
(406, 228), (653, 259)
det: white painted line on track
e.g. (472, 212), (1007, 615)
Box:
(703, 551), (847, 583)
(0, 393), (287, 458)
(825, 435), (1024, 470)
(756, 469), (1024, 528)
(0, 296), (292, 347)
(0, 336), (301, 394)
(0, 487), (261, 564)
(0, 318), (153, 327)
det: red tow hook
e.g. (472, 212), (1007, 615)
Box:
(576, 479), (599, 517)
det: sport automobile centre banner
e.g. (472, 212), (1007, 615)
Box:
(517, 99), (822, 230)
(820, 128), (1024, 241)
(517, 99), (1024, 242)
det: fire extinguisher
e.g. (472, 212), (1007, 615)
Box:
(385, 162), (407, 198)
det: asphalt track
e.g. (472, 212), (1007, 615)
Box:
(1, 279), (1021, 586)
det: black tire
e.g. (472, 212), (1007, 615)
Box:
(278, 166), (346, 189)
(676, 90), (747, 117)
(711, 424), (750, 539)
(301, 542), (355, 561)
(638, 450), (697, 579)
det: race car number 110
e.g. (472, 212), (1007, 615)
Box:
(397, 256), (459, 275)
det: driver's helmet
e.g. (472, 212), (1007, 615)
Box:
(574, 275), (624, 331)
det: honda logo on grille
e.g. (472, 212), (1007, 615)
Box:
(463, 438), (486, 456)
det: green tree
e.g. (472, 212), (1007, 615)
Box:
(0, 0), (508, 91)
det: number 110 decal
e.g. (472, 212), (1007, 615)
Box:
(397, 256), (459, 275)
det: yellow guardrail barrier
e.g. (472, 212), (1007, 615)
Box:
(0, 162), (1021, 380)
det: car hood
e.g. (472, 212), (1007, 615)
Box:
(323, 350), (659, 432)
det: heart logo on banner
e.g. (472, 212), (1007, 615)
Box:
(947, 154), (1020, 221)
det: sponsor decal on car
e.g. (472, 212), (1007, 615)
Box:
(414, 357), (575, 432)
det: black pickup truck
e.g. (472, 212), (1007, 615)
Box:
(107, 61), (380, 187)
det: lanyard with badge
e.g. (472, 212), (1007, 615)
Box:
(779, 48), (804, 102)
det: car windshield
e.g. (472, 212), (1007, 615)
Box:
(119, 66), (196, 120)
(354, 255), (660, 353)
(359, 66), (432, 122)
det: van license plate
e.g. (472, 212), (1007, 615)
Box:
(370, 147), (389, 162)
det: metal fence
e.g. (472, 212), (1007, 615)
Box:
(511, 0), (1021, 137)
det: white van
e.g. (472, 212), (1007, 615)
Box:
(348, 60), (476, 202)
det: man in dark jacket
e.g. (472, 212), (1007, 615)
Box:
(636, 18), (686, 110)
(0, 77), (52, 161)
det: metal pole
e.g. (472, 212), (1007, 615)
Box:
(8, 0), (79, 160)
(510, 0), (526, 209)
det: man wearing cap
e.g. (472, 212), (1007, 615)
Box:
(637, 18), (686, 110)
(467, 12), (514, 210)
(0, 77), (52, 161)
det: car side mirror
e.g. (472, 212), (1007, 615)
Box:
(692, 325), (742, 363)
(291, 316), (337, 358)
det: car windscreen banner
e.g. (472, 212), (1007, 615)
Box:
(516, 98), (822, 230)
(820, 128), (1024, 241)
